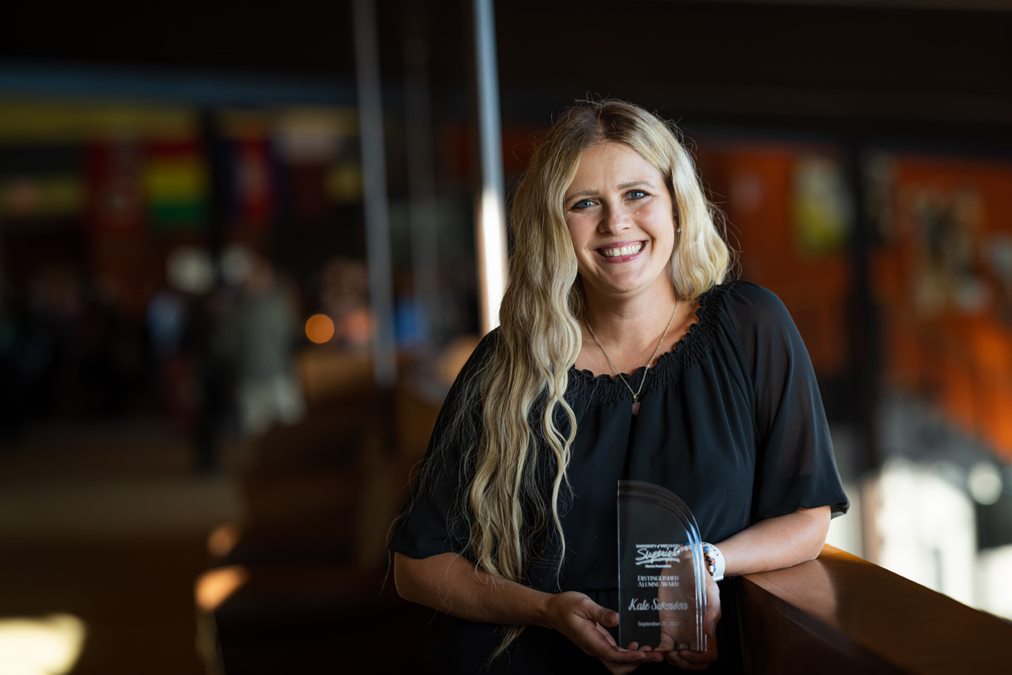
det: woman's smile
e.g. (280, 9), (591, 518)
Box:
(596, 240), (647, 262)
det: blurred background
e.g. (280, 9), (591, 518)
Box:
(0, 0), (1010, 673)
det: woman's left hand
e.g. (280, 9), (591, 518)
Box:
(664, 571), (721, 670)
(599, 638), (662, 675)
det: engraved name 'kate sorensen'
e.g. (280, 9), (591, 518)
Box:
(627, 598), (690, 612)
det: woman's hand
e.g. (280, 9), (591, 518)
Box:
(664, 571), (721, 670)
(543, 591), (664, 673)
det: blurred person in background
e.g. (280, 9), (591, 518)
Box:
(390, 100), (848, 674)
(320, 257), (374, 351)
(180, 282), (234, 473)
(23, 268), (75, 419)
(0, 287), (26, 445)
(73, 278), (130, 416)
(220, 248), (304, 440)
(147, 283), (187, 418)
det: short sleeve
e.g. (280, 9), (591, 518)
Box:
(727, 282), (850, 521)
(388, 331), (499, 560)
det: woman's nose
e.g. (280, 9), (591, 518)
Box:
(598, 204), (631, 233)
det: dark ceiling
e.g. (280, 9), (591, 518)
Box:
(493, 1), (1012, 147)
(1, 0), (1009, 148)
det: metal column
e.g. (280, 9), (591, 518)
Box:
(403, 2), (441, 350)
(473, 0), (508, 334)
(353, 0), (396, 387)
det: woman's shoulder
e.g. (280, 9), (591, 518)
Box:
(471, 327), (503, 364)
(700, 279), (801, 354)
(707, 279), (796, 335)
(443, 327), (502, 386)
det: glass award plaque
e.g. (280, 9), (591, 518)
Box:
(617, 480), (706, 651)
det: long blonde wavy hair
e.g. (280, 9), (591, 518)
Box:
(421, 100), (729, 656)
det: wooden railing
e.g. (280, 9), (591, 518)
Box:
(738, 545), (1012, 674)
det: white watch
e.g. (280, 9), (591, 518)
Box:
(702, 542), (725, 582)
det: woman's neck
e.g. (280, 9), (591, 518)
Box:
(577, 282), (698, 378)
(582, 285), (680, 349)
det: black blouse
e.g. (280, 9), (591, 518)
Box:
(390, 281), (849, 674)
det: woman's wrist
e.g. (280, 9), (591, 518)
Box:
(702, 542), (725, 582)
(532, 589), (558, 629)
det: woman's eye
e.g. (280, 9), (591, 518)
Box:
(571, 198), (596, 210)
(627, 189), (648, 201)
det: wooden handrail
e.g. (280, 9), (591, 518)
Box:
(738, 544), (1012, 674)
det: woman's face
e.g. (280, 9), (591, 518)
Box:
(563, 141), (676, 304)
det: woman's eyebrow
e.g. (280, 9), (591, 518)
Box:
(565, 180), (654, 200)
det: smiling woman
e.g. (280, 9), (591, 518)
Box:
(389, 100), (848, 674)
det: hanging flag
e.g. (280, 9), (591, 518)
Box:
(232, 134), (273, 231)
(143, 137), (207, 231)
(86, 139), (144, 232)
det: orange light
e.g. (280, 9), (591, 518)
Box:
(195, 566), (249, 612)
(305, 313), (335, 344)
(207, 523), (240, 559)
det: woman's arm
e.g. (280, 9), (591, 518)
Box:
(394, 551), (550, 625)
(393, 552), (665, 670)
(716, 505), (830, 577)
(660, 507), (828, 672)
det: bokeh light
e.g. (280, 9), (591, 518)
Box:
(0, 614), (86, 675)
(305, 313), (335, 345)
(969, 462), (1003, 506)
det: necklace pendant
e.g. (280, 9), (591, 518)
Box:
(631, 400), (640, 416)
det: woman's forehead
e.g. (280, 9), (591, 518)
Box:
(567, 142), (663, 189)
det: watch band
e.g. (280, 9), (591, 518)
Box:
(701, 542), (725, 582)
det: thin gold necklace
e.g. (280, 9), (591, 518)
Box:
(585, 301), (679, 416)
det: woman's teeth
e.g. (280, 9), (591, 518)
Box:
(600, 242), (644, 258)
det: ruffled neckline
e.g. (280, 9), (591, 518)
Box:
(568, 283), (726, 400)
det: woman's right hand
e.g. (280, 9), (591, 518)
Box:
(663, 570), (721, 671)
(543, 591), (664, 673)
